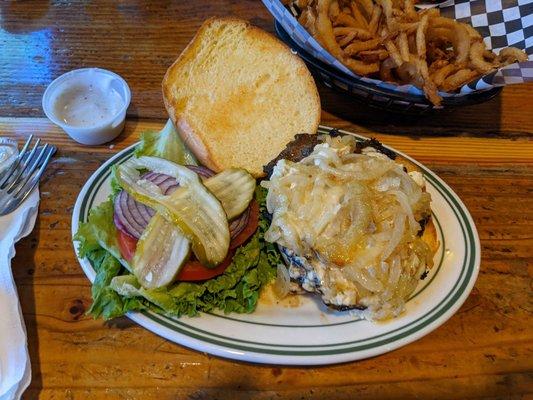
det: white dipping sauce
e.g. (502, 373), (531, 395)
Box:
(54, 83), (124, 127)
(43, 68), (131, 145)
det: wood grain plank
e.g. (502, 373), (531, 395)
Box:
(22, 378), (533, 400)
(318, 83), (533, 139)
(2, 114), (529, 399)
(15, 265), (533, 344)
(1, 0), (532, 141)
(1, 118), (532, 165)
(1, 0), (532, 397)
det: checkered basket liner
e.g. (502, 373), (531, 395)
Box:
(263, 0), (533, 98)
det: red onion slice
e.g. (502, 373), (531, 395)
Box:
(158, 177), (179, 195)
(131, 192), (155, 225)
(164, 184), (179, 195)
(142, 172), (167, 185)
(229, 204), (250, 239)
(114, 165), (246, 240)
(113, 205), (136, 239)
(186, 165), (215, 179)
(122, 188), (151, 228)
(114, 191), (145, 239)
(114, 173), (176, 239)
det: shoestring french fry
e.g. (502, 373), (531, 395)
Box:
(286, 0), (527, 105)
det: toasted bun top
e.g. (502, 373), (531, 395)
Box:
(162, 17), (321, 177)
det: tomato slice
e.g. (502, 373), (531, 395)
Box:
(115, 200), (260, 281)
(177, 251), (234, 281)
(230, 200), (259, 249)
(117, 229), (137, 262)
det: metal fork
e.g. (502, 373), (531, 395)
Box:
(0, 135), (56, 216)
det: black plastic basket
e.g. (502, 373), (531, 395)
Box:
(274, 20), (502, 115)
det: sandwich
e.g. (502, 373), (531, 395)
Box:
(75, 17), (438, 323)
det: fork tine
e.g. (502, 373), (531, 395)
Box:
(6, 146), (56, 213)
(0, 135), (33, 187)
(7, 143), (49, 195)
(1, 137), (38, 190)
(18, 135), (34, 158)
(2, 138), (41, 191)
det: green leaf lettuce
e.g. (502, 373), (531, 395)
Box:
(75, 186), (280, 320)
(134, 119), (198, 165)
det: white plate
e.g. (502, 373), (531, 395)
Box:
(71, 126), (480, 365)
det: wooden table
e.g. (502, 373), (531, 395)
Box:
(1, 1), (532, 399)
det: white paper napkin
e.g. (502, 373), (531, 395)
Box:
(0, 189), (39, 400)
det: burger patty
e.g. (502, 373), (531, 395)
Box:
(279, 215), (432, 312)
(263, 131), (398, 177)
(263, 133), (321, 177)
(267, 133), (433, 312)
(280, 246), (368, 311)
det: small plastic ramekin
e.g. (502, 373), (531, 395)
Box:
(42, 68), (131, 145)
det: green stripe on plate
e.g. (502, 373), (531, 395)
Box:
(204, 210), (446, 328)
(137, 176), (473, 354)
(76, 127), (477, 356)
